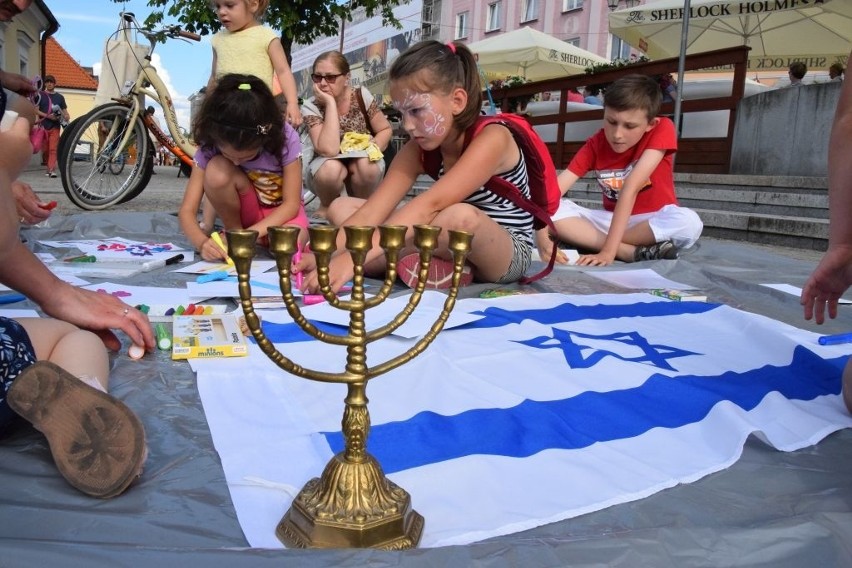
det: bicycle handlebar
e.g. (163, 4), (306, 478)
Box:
(177, 29), (201, 42)
(118, 11), (201, 45)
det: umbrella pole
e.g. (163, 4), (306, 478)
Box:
(673, 0), (692, 154)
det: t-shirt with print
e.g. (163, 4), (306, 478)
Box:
(567, 117), (678, 214)
(194, 122), (300, 207)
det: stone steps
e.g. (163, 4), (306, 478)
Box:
(412, 173), (830, 251)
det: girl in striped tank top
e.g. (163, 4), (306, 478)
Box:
(296, 40), (535, 293)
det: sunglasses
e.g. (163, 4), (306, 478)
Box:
(311, 73), (344, 84)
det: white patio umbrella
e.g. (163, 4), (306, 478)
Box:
(608, 0), (852, 71)
(466, 27), (609, 81)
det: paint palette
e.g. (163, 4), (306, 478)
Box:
(135, 303), (231, 322)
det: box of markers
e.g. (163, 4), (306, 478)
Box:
(650, 289), (707, 302)
(171, 313), (248, 360)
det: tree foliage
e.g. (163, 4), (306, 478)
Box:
(121, 0), (407, 51)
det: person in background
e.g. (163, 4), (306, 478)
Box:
(301, 51), (393, 219)
(566, 87), (584, 103)
(35, 75), (68, 178)
(801, 49), (852, 414)
(583, 86), (603, 106)
(658, 73), (677, 103)
(539, 74), (703, 267)
(829, 62), (845, 82)
(788, 61), (807, 87)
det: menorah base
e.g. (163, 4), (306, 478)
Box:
(275, 452), (424, 549)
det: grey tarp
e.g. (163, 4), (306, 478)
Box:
(2, 212), (851, 567)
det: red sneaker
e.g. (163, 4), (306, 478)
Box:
(397, 253), (473, 290)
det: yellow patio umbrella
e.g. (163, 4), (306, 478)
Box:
(466, 27), (609, 81)
(608, 0), (852, 71)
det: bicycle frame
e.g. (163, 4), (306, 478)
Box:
(111, 13), (197, 167)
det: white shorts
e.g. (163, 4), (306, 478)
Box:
(552, 200), (703, 249)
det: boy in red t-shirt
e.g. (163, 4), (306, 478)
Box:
(536, 74), (703, 267)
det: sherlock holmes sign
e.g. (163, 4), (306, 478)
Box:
(640, 0), (826, 21)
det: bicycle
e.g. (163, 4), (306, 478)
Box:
(58, 12), (200, 210)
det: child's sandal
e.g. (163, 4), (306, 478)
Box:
(7, 361), (147, 499)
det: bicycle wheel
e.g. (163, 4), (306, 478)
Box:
(59, 103), (153, 210)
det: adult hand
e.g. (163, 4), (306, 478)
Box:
(801, 245), (852, 324)
(312, 82), (336, 107)
(39, 284), (155, 352)
(12, 180), (51, 225)
(0, 70), (35, 97)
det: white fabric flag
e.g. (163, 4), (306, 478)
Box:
(196, 293), (852, 548)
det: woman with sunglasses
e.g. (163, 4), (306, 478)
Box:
(301, 50), (393, 219)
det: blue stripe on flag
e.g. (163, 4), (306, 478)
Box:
(323, 347), (847, 474)
(465, 300), (718, 329)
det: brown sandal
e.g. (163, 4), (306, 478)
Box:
(7, 361), (147, 498)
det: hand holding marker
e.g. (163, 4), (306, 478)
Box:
(210, 232), (234, 266)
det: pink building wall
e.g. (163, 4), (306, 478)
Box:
(439, 0), (643, 62)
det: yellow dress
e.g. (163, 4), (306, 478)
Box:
(211, 26), (278, 91)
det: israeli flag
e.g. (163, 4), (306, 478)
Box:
(196, 293), (852, 548)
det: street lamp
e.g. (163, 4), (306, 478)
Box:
(607, 0), (639, 9)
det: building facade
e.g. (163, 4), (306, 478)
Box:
(433, 0), (634, 61)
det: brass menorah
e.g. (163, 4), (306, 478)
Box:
(227, 224), (473, 550)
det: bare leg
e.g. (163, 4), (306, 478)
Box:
(199, 195), (217, 233)
(17, 318), (109, 391)
(553, 217), (657, 262)
(201, 155), (250, 231)
(346, 157), (383, 199)
(311, 160), (348, 215)
(843, 357), (852, 414)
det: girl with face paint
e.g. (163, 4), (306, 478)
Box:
(296, 40), (536, 295)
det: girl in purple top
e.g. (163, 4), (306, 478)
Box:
(179, 74), (308, 262)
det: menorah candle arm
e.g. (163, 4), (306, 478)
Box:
(367, 284), (461, 378)
(363, 287), (427, 343)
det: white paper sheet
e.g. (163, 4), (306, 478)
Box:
(261, 290), (485, 338)
(762, 283), (852, 304)
(585, 268), (697, 291)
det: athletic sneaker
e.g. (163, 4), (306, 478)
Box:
(48, 172), (57, 178)
(633, 240), (678, 262)
(397, 253), (473, 290)
(7, 361), (147, 499)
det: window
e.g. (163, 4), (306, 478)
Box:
(565, 37), (580, 47)
(17, 31), (33, 78)
(486, 2), (501, 32)
(522, 0), (538, 22)
(610, 35), (631, 61)
(455, 11), (469, 40)
(562, 0), (583, 11)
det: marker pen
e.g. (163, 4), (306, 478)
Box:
(210, 232), (234, 266)
(141, 253), (185, 272)
(818, 332), (852, 346)
(0, 293), (26, 304)
(155, 323), (172, 350)
(303, 294), (326, 305)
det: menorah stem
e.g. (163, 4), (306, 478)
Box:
(342, 383), (369, 463)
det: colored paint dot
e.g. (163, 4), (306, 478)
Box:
(164, 308), (175, 316)
(203, 305), (214, 314)
(176, 305), (185, 315)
